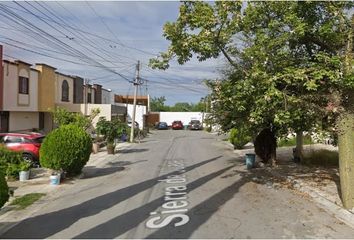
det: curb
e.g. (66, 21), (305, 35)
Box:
(0, 142), (134, 237)
(268, 168), (354, 229)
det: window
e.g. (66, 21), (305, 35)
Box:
(19, 77), (29, 94)
(62, 80), (69, 102)
(87, 93), (92, 103)
(5, 136), (23, 143)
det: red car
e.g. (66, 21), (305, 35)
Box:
(0, 132), (45, 165)
(171, 121), (184, 130)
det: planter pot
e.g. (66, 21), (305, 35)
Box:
(107, 144), (115, 155)
(50, 174), (61, 185)
(245, 153), (256, 170)
(19, 170), (30, 181)
(92, 143), (99, 154)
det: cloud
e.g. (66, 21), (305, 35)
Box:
(0, 1), (224, 104)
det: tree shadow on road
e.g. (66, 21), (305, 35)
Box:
(74, 164), (239, 239)
(0, 155), (223, 239)
(82, 166), (125, 179)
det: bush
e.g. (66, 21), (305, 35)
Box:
(0, 171), (9, 208)
(278, 135), (314, 147)
(40, 124), (92, 176)
(303, 149), (339, 167)
(229, 126), (252, 149)
(96, 117), (127, 144)
(0, 145), (23, 178)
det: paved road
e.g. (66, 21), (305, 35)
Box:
(2, 130), (354, 238)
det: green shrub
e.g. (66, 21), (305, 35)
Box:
(229, 126), (252, 149)
(40, 124), (92, 176)
(278, 135), (314, 147)
(303, 149), (339, 167)
(0, 171), (9, 208)
(96, 117), (127, 144)
(0, 145), (23, 178)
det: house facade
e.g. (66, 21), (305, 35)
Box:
(0, 46), (128, 133)
(1, 60), (39, 132)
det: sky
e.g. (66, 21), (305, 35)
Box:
(0, 1), (226, 105)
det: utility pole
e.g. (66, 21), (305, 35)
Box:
(130, 60), (140, 143)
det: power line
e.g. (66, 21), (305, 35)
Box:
(0, 3), (133, 83)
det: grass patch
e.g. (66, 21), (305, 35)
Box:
(278, 135), (314, 147)
(303, 149), (339, 167)
(10, 193), (46, 210)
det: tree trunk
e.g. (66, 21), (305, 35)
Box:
(338, 111), (354, 210)
(338, 14), (354, 210)
(294, 131), (304, 163)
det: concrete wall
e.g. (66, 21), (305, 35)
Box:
(127, 104), (146, 129)
(3, 61), (38, 112)
(9, 111), (39, 131)
(36, 64), (56, 112)
(159, 112), (204, 126)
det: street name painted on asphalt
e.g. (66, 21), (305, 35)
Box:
(146, 159), (190, 229)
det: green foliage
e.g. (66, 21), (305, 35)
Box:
(303, 149), (339, 167)
(0, 145), (23, 178)
(96, 117), (127, 144)
(154, 1), (353, 142)
(150, 96), (170, 112)
(150, 96), (207, 112)
(10, 193), (46, 210)
(0, 171), (9, 209)
(52, 107), (100, 130)
(40, 124), (92, 176)
(19, 161), (31, 171)
(278, 135), (314, 147)
(229, 126), (252, 149)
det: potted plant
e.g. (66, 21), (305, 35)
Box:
(92, 135), (101, 154)
(96, 117), (121, 155)
(19, 161), (31, 181)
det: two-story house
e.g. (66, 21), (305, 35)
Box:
(1, 60), (39, 132)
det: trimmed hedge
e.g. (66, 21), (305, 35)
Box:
(40, 124), (92, 176)
(0, 171), (9, 208)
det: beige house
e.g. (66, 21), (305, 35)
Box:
(1, 56), (127, 133)
(1, 60), (40, 132)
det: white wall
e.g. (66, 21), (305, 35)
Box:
(159, 112), (204, 126)
(127, 104), (146, 129)
(9, 112), (39, 131)
(3, 62), (38, 111)
(79, 104), (112, 130)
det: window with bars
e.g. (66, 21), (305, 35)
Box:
(62, 80), (69, 102)
(18, 76), (29, 94)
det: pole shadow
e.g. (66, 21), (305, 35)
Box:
(74, 164), (237, 239)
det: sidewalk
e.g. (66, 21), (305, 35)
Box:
(231, 143), (354, 229)
(0, 141), (132, 235)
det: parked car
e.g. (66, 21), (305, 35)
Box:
(171, 121), (184, 130)
(189, 120), (203, 130)
(156, 122), (169, 130)
(0, 132), (45, 166)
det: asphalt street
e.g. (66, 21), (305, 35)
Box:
(1, 130), (354, 238)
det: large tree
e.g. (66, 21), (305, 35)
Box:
(150, 1), (354, 208)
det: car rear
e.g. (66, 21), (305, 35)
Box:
(157, 122), (168, 130)
(189, 120), (202, 130)
(172, 121), (183, 130)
